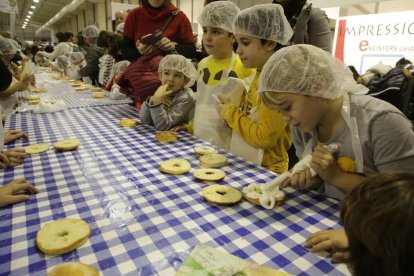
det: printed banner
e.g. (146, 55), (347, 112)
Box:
(334, 11), (414, 74)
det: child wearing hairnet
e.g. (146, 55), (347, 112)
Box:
(108, 60), (130, 100)
(66, 52), (92, 84)
(78, 25), (104, 85)
(172, 1), (254, 136)
(215, 4), (293, 173)
(139, 54), (198, 131)
(258, 44), (414, 199)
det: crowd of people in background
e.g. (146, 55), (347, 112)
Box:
(0, 0), (413, 275)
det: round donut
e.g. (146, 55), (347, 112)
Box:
(193, 169), (225, 182)
(92, 92), (106, 99)
(25, 143), (50, 154)
(30, 87), (47, 93)
(53, 139), (80, 151)
(119, 118), (137, 128)
(194, 146), (217, 156)
(199, 153), (227, 168)
(243, 184), (285, 207)
(202, 184), (242, 205)
(47, 262), (99, 276)
(36, 218), (90, 255)
(155, 131), (177, 143)
(159, 158), (191, 175)
(89, 87), (101, 92)
(28, 99), (40, 105)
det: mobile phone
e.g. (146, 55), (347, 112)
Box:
(141, 30), (163, 45)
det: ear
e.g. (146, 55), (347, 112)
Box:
(265, 40), (278, 52)
(184, 77), (191, 86)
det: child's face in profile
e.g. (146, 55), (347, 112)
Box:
(263, 92), (326, 133)
(235, 33), (275, 70)
(202, 26), (234, 59)
(114, 70), (124, 81)
(159, 69), (189, 93)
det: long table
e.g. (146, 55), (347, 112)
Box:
(0, 104), (349, 276)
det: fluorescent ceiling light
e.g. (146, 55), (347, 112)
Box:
(28, 11), (33, 14)
(33, 0), (39, 3)
(31, 5), (36, 9)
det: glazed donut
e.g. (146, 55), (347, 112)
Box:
(92, 92), (106, 99)
(155, 131), (177, 143)
(30, 87), (47, 93)
(193, 168), (225, 182)
(47, 262), (99, 276)
(119, 118), (137, 128)
(89, 87), (101, 92)
(199, 153), (227, 168)
(53, 139), (80, 151)
(25, 143), (50, 154)
(194, 146), (217, 156)
(202, 184), (242, 205)
(159, 158), (191, 175)
(36, 218), (90, 255)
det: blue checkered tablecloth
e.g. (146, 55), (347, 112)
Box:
(0, 104), (349, 276)
(17, 82), (132, 109)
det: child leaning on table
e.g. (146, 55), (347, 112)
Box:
(307, 172), (414, 275)
(107, 60), (130, 100)
(258, 44), (414, 200)
(139, 54), (198, 130)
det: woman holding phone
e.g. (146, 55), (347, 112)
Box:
(122, 0), (196, 62)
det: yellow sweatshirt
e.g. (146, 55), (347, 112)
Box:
(220, 73), (291, 173)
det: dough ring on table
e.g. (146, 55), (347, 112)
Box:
(194, 146), (217, 156)
(89, 87), (101, 92)
(199, 153), (227, 168)
(30, 87), (47, 93)
(28, 99), (40, 105)
(159, 158), (191, 175)
(92, 92), (106, 99)
(243, 186), (285, 207)
(119, 118), (137, 127)
(202, 184), (242, 205)
(75, 87), (87, 91)
(155, 131), (177, 143)
(25, 143), (50, 154)
(47, 262), (99, 276)
(36, 218), (90, 255)
(53, 139), (80, 151)
(193, 168), (225, 182)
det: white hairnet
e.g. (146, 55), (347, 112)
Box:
(113, 60), (130, 74)
(0, 36), (18, 55)
(82, 25), (100, 38)
(69, 52), (84, 64)
(198, 1), (240, 33)
(258, 44), (368, 100)
(232, 4), (293, 44)
(56, 56), (69, 69)
(116, 23), (125, 33)
(158, 54), (198, 88)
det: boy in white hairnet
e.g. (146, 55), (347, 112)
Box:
(172, 1), (254, 148)
(108, 60), (130, 100)
(79, 25), (104, 85)
(216, 4), (293, 173)
(139, 54), (198, 131)
(66, 52), (92, 84)
(258, 44), (414, 199)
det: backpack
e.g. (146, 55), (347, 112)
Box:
(367, 66), (414, 120)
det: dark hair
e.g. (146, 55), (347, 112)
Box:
(204, 0), (220, 6)
(97, 30), (112, 48)
(76, 32), (88, 48)
(273, 0), (307, 20)
(341, 172), (414, 276)
(260, 39), (285, 52)
(64, 32), (74, 41)
(108, 33), (123, 62)
(395, 58), (412, 69)
(55, 32), (68, 43)
(139, 0), (169, 8)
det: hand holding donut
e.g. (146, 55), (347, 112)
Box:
(0, 178), (38, 207)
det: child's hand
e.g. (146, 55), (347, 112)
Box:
(150, 84), (173, 106)
(155, 37), (176, 52)
(0, 153), (10, 169)
(136, 40), (154, 55)
(3, 148), (26, 167)
(170, 124), (188, 132)
(311, 145), (342, 184)
(289, 167), (319, 189)
(305, 229), (351, 263)
(215, 94), (228, 116)
(0, 178), (39, 207)
(4, 130), (28, 144)
(161, 97), (173, 108)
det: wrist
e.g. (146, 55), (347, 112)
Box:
(149, 96), (162, 106)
